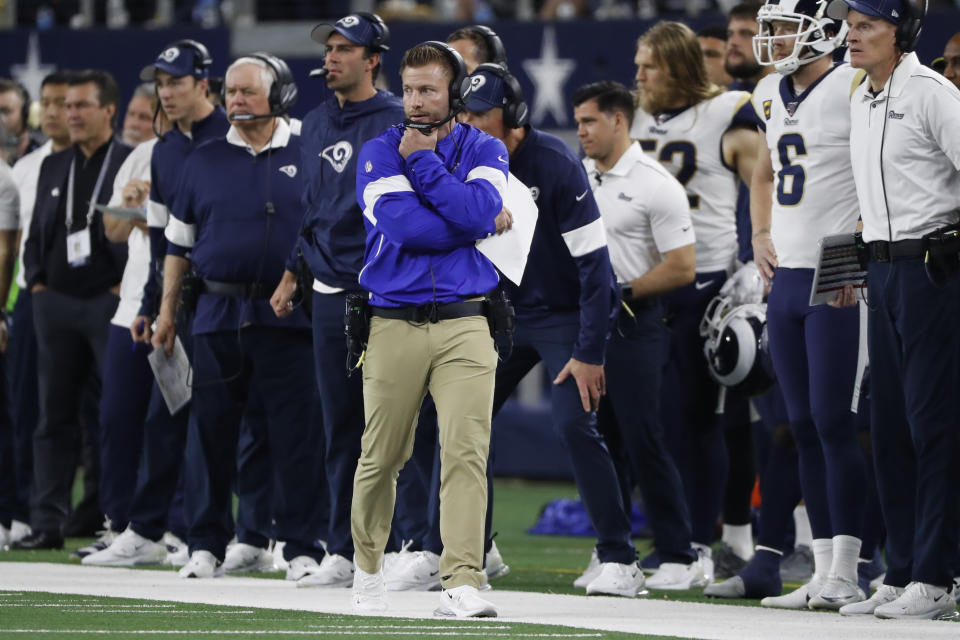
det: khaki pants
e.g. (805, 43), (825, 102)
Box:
(351, 314), (497, 589)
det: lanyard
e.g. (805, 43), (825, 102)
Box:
(65, 141), (114, 231)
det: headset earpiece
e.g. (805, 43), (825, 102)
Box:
(468, 25), (508, 67)
(354, 12), (391, 52)
(248, 52), (298, 115)
(895, 0), (926, 52)
(419, 41), (470, 113)
(472, 63), (528, 129)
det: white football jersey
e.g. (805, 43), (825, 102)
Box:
(631, 91), (749, 273)
(752, 64), (864, 268)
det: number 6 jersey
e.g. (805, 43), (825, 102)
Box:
(750, 64), (864, 269)
(631, 91), (751, 274)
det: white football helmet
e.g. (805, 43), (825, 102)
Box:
(752, 0), (849, 75)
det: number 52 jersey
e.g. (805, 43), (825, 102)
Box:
(750, 64), (863, 269)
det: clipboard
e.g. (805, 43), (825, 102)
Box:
(809, 233), (867, 306)
(94, 203), (147, 222)
(476, 172), (539, 286)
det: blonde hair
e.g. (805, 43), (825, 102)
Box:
(637, 22), (723, 107)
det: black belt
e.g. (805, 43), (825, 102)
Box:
(866, 239), (926, 262)
(371, 301), (486, 323)
(621, 285), (660, 312)
(202, 279), (272, 299)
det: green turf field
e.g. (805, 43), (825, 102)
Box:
(0, 591), (684, 640)
(0, 478), (769, 608)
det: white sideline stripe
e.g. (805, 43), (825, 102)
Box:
(465, 166), (507, 197)
(561, 218), (606, 258)
(2, 563), (959, 640)
(3, 632), (600, 637)
(362, 175), (414, 225)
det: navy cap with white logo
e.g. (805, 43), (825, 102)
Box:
(463, 69), (508, 113)
(140, 44), (210, 81)
(826, 0), (905, 24)
(311, 14), (389, 51)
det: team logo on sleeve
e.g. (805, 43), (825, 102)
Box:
(279, 165), (297, 178)
(321, 141), (354, 173)
(762, 100), (772, 121)
(365, 160), (372, 173)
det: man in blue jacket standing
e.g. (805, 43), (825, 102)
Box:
(269, 12), (405, 588)
(348, 41), (510, 618)
(461, 64), (641, 597)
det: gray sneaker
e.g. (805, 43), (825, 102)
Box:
(704, 575), (747, 598)
(779, 545), (814, 583)
(714, 543), (749, 581)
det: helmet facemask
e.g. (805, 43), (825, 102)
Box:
(752, 1), (848, 75)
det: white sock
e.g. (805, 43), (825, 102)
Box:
(793, 505), (813, 549)
(811, 538), (833, 583)
(721, 523), (754, 561)
(829, 534), (862, 583)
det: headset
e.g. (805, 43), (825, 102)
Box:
(168, 39), (213, 76)
(468, 25), (508, 67)
(895, 0), (926, 52)
(355, 12), (391, 52)
(471, 62), (529, 129)
(227, 52), (298, 120)
(402, 41), (472, 134)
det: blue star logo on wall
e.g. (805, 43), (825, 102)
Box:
(11, 33), (56, 103)
(522, 26), (576, 127)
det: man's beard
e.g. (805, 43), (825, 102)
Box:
(637, 85), (673, 115)
(725, 57), (762, 79)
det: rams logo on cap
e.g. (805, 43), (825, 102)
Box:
(339, 15), (360, 27)
(762, 99), (772, 121)
(160, 47), (181, 62)
(470, 75), (487, 91)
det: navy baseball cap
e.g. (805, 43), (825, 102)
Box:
(311, 14), (388, 51)
(140, 44), (209, 81)
(464, 69), (508, 113)
(826, 0), (904, 24)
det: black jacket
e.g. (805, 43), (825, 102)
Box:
(24, 137), (132, 289)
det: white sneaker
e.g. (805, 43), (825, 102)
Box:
(840, 584), (904, 616)
(178, 550), (224, 578)
(0, 524), (9, 550)
(761, 578), (823, 609)
(163, 533), (189, 567)
(692, 543), (714, 585)
(646, 560), (708, 590)
(73, 521), (118, 559)
(272, 541), (288, 571)
(352, 566), (388, 613)
(434, 585), (497, 617)
(82, 528), (167, 566)
(808, 574), (866, 610)
(223, 542), (274, 573)
(384, 550), (441, 591)
(573, 548), (601, 589)
(382, 540), (415, 578)
(484, 541), (510, 580)
(870, 571), (886, 592)
(287, 555), (321, 582)
(296, 553), (353, 586)
(9, 520), (31, 545)
(585, 562), (646, 597)
(873, 581), (959, 620)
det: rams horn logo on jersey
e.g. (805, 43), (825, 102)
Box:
(321, 141), (354, 174)
(279, 165), (297, 178)
(338, 15), (360, 27)
(762, 100), (772, 121)
(160, 47), (180, 62)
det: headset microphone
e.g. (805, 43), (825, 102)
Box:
(309, 67), (329, 78)
(229, 112), (277, 121)
(402, 111), (460, 136)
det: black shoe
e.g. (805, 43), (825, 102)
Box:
(63, 504), (104, 538)
(10, 530), (64, 550)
